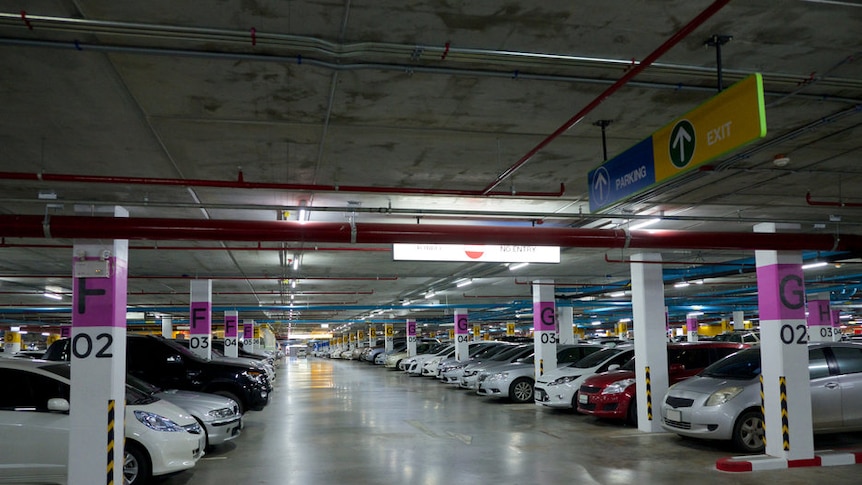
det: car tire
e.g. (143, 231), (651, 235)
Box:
(509, 377), (534, 403)
(571, 392), (582, 413)
(626, 399), (638, 426)
(124, 441), (152, 485)
(732, 409), (765, 453)
(213, 390), (245, 415)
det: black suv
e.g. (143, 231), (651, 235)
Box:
(43, 334), (270, 413)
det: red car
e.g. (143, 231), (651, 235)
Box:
(576, 342), (748, 424)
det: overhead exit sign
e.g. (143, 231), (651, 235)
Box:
(588, 73), (766, 213)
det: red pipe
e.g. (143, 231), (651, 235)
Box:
(0, 215), (857, 252)
(482, 0), (732, 194)
(0, 273), (397, 281)
(0, 171), (565, 198)
(0, 241), (390, 252)
(805, 191), (862, 208)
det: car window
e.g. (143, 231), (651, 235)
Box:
(831, 346), (862, 375)
(558, 346), (601, 363)
(669, 347), (711, 369)
(809, 347), (830, 379)
(700, 348), (760, 379)
(569, 347), (622, 368)
(0, 368), (69, 411)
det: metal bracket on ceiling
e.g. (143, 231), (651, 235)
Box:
(704, 34), (733, 92)
(593, 120), (613, 161)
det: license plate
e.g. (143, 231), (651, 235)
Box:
(578, 393), (588, 404)
(666, 409), (682, 422)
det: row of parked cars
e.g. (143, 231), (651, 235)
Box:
(333, 337), (862, 454)
(0, 334), (282, 484)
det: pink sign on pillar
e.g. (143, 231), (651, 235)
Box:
(807, 300), (834, 342)
(406, 319), (417, 357)
(189, 280), (212, 360)
(454, 309), (469, 361)
(686, 314), (698, 342)
(60, 325), (71, 338)
(243, 321), (255, 352)
(224, 311), (239, 358)
(533, 301), (556, 331)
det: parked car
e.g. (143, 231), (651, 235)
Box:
(0, 359), (204, 485)
(405, 344), (454, 376)
(44, 335), (271, 414)
(171, 338), (276, 383)
(399, 343), (450, 372)
(535, 346), (635, 410)
(439, 342), (514, 384)
(460, 344), (534, 390)
(477, 344), (604, 403)
(661, 342), (862, 453)
(711, 331), (760, 344)
(577, 342), (748, 424)
(126, 373), (243, 449)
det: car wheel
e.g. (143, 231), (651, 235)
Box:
(571, 392), (582, 413)
(509, 377), (534, 403)
(213, 390), (245, 415)
(732, 409), (765, 453)
(626, 399), (638, 426)
(123, 441), (151, 485)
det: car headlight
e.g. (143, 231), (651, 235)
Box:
(549, 375), (580, 386)
(134, 410), (184, 432)
(705, 386), (744, 406)
(491, 372), (509, 380)
(243, 370), (265, 382)
(207, 407), (237, 419)
(601, 378), (636, 395)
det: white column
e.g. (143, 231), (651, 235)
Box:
(686, 313), (699, 342)
(160, 315), (173, 339)
(68, 207), (128, 485)
(556, 306), (575, 344)
(188, 280), (212, 360)
(754, 222), (814, 460)
(243, 320), (255, 352)
(368, 325), (376, 348)
(631, 253), (668, 432)
(384, 324), (394, 352)
(732, 310), (745, 330)
(3, 328), (21, 353)
(406, 320), (417, 356)
(472, 324), (481, 342)
(831, 310), (842, 341)
(454, 309), (470, 361)
(223, 311), (239, 358)
(532, 280), (557, 379)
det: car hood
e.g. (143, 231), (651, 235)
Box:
(582, 370), (635, 387)
(155, 389), (240, 414)
(669, 375), (755, 395)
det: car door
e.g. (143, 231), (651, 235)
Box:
(828, 345), (862, 427)
(0, 368), (69, 482)
(809, 347), (843, 430)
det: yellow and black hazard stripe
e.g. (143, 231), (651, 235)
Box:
(539, 358), (544, 376)
(780, 376), (789, 451)
(759, 375), (766, 446)
(107, 399), (115, 485)
(645, 366), (652, 420)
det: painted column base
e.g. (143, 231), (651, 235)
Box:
(716, 449), (862, 472)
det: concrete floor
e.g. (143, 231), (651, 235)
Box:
(160, 357), (862, 485)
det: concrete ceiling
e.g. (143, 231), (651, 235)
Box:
(1, 0), (862, 338)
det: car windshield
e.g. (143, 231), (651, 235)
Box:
(569, 347), (623, 368)
(126, 384), (159, 406)
(491, 345), (529, 361)
(472, 344), (508, 359)
(700, 348), (761, 379)
(126, 373), (162, 394)
(162, 338), (205, 360)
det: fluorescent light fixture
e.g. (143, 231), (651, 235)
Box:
(293, 256), (300, 271)
(290, 294), (295, 300)
(840, 314), (852, 319)
(802, 261), (828, 270)
(629, 218), (661, 230)
(691, 305), (703, 310)
(424, 291), (436, 299)
(402, 299), (411, 306)
(508, 262), (530, 271)
(321, 323), (329, 328)
(591, 321), (602, 326)
(619, 318), (632, 323)
(41, 332), (50, 336)
(694, 279), (704, 285)
(291, 279), (297, 289)
(456, 279), (473, 287)
(11, 326), (20, 332)
(609, 291), (626, 298)
(688, 312), (704, 317)
(43, 292), (63, 300)
(674, 281), (690, 288)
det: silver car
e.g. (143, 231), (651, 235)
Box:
(661, 342), (862, 453)
(477, 344), (604, 403)
(460, 344), (533, 390)
(127, 374), (243, 448)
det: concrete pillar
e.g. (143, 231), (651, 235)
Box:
(754, 222), (814, 460)
(557, 306), (575, 344)
(406, 320), (417, 356)
(454, 309), (469, 361)
(631, 253), (668, 433)
(733, 310), (745, 330)
(224, 311), (239, 358)
(686, 314), (699, 342)
(161, 314), (173, 339)
(384, 324), (394, 352)
(189, 280), (213, 360)
(532, 280), (557, 379)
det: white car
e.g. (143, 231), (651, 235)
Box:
(405, 345), (454, 375)
(534, 346), (634, 409)
(0, 359), (204, 485)
(460, 345), (534, 390)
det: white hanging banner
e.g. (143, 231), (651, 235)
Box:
(392, 244), (559, 263)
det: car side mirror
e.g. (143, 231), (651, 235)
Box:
(669, 363), (685, 373)
(166, 354), (182, 364)
(607, 364), (620, 371)
(48, 398), (70, 412)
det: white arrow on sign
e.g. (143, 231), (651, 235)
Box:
(592, 168), (609, 200)
(672, 125), (692, 162)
